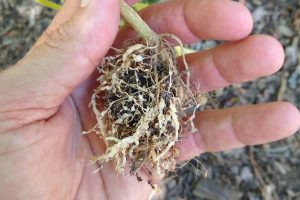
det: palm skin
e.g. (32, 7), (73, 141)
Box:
(0, 0), (299, 200)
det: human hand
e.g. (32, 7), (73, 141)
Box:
(0, 0), (299, 200)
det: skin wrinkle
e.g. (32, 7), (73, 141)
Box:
(42, 143), (68, 200)
(70, 71), (111, 199)
(211, 48), (233, 86)
(7, 47), (90, 111)
(75, 166), (108, 200)
(70, 95), (110, 200)
(141, 0), (198, 42)
(0, 68), (68, 110)
(72, 139), (89, 199)
(63, 100), (77, 159)
(85, 127), (114, 199)
(0, 94), (61, 111)
(44, 100), (82, 200)
(191, 130), (206, 154)
(44, 37), (66, 51)
(81, 0), (90, 8)
(0, 123), (50, 157)
(45, 21), (111, 87)
(86, 134), (110, 200)
(50, 19), (74, 45)
(182, 0), (200, 40)
(0, 107), (57, 123)
(99, 171), (109, 200)
(227, 110), (245, 148)
(64, 133), (83, 199)
(33, 30), (54, 49)
(196, 111), (223, 152)
(42, 19), (77, 52)
(73, 169), (89, 200)
(48, 19), (86, 60)
(7, 148), (50, 199)
(207, 109), (243, 152)
(0, 109), (59, 134)
(34, 22), (95, 96)
(70, 155), (85, 200)
(67, 97), (95, 200)
(62, 111), (82, 200)
(183, 0), (206, 39)
(184, 49), (230, 92)
(230, 109), (250, 146)
(1, 122), (53, 171)
(0, 107), (58, 118)
(19, 132), (56, 172)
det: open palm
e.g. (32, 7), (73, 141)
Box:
(0, 0), (299, 200)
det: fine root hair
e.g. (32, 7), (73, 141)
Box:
(84, 35), (207, 182)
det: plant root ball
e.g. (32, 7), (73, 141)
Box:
(87, 36), (206, 182)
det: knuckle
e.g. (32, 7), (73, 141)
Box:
(45, 20), (74, 49)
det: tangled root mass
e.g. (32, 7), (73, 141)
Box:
(86, 36), (206, 181)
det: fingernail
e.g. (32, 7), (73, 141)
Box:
(80, 0), (90, 7)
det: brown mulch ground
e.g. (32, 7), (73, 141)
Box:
(1, 1), (299, 200)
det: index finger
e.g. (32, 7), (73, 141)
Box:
(118, 0), (253, 44)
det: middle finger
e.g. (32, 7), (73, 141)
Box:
(179, 35), (284, 92)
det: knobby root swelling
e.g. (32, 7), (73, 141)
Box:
(84, 35), (207, 184)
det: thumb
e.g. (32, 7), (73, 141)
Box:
(0, 0), (119, 113)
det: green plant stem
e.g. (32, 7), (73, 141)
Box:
(119, 0), (160, 44)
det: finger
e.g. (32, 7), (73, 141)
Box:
(117, 0), (253, 44)
(0, 0), (119, 115)
(176, 102), (300, 161)
(33, 0), (137, 48)
(126, 0), (139, 4)
(33, 0), (81, 48)
(179, 35), (284, 92)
